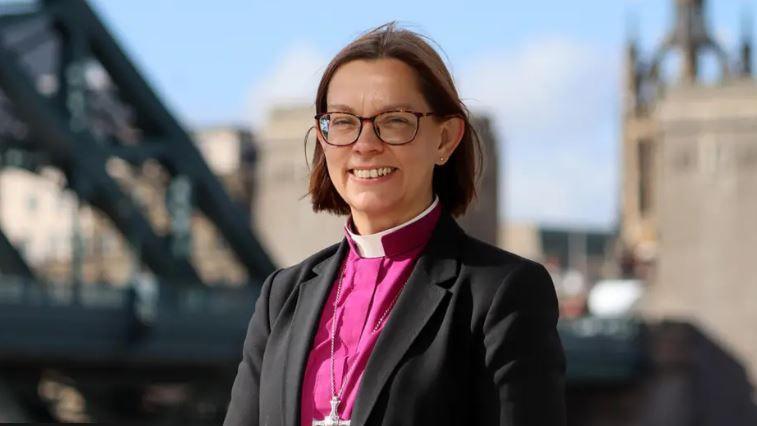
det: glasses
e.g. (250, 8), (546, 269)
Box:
(314, 110), (436, 146)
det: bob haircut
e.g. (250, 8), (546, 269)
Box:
(307, 22), (481, 218)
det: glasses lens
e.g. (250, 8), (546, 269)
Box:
(320, 113), (360, 145)
(376, 111), (417, 144)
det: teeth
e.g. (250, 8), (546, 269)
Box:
(352, 167), (395, 179)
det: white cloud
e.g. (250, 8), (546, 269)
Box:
(461, 38), (611, 135)
(246, 42), (327, 128)
(459, 37), (620, 229)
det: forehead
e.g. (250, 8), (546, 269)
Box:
(326, 58), (428, 112)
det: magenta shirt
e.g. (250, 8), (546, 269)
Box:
(300, 199), (442, 425)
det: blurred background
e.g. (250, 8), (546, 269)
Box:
(0, 0), (755, 424)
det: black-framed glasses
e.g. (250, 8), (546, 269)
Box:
(314, 110), (436, 146)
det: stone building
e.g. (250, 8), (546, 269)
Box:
(250, 106), (345, 267)
(621, 0), (757, 383)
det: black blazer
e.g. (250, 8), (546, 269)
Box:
(224, 211), (566, 426)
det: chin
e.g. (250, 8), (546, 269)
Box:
(346, 192), (401, 216)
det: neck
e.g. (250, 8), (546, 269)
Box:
(351, 193), (434, 235)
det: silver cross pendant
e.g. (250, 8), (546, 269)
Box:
(312, 396), (351, 426)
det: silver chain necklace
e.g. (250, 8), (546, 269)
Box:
(313, 261), (408, 426)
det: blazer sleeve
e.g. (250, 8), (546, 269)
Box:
(223, 268), (282, 426)
(482, 261), (567, 426)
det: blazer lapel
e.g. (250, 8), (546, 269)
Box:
(351, 212), (463, 425)
(282, 239), (349, 426)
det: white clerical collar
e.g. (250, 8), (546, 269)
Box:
(346, 196), (440, 258)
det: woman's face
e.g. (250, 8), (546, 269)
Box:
(319, 58), (462, 233)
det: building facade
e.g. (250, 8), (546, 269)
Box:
(622, 0), (757, 382)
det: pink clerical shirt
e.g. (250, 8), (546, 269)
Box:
(300, 197), (442, 425)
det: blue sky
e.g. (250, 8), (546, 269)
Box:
(89, 0), (756, 230)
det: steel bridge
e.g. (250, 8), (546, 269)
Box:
(0, 0), (273, 422)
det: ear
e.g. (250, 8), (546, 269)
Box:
(306, 125), (324, 153)
(311, 122), (323, 143)
(436, 116), (465, 165)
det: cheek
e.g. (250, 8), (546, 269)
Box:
(387, 148), (434, 193)
(401, 139), (438, 176)
(321, 147), (346, 186)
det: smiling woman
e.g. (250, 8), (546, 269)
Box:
(224, 22), (566, 426)
(313, 57), (467, 234)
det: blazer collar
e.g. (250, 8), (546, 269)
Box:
(281, 210), (464, 426)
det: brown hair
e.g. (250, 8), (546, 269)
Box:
(307, 22), (482, 217)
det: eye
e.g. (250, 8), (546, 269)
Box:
(387, 116), (410, 124)
(379, 112), (414, 127)
(330, 114), (358, 127)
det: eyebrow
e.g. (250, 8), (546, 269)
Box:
(326, 103), (418, 113)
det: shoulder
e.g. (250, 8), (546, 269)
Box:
(429, 213), (553, 302)
(263, 241), (343, 310)
(457, 233), (549, 284)
(455, 233), (556, 315)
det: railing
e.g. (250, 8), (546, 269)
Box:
(0, 274), (259, 364)
(0, 274), (258, 314)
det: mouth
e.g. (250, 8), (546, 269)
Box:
(348, 167), (398, 180)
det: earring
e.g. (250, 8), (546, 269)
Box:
(439, 156), (445, 164)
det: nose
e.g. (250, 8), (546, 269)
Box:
(352, 117), (384, 154)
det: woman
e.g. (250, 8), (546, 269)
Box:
(225, 23), (566, 426)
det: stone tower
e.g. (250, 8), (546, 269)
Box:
(622, 0), (757, 383)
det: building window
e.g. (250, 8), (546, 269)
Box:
(638, 139), (654, 216)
